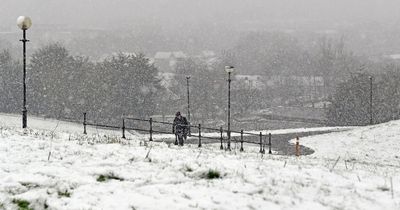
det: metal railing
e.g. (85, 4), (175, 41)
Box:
(82, 112), (272, 154)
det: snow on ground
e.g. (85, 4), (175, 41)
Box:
(299, 119), (400, 168)
(0, 113), (138, 137)
(0, 113), (86, 134)
(0, 115), (399, 210)
(248, 126), (353, 135)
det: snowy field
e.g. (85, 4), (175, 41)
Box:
(0, 114), (399, 209)
(0, 113), (130, 136)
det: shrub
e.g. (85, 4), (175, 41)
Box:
(205, 169), (220, 179)
(58, 190), (71, 197)
(12, 199), (33, 210)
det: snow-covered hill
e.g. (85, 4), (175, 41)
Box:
(300, 120), (400, 167)
(0, 115), (399, 210)
(0, 113), (123, 135)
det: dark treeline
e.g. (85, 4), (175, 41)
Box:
(0, 43), (163, 125)
(327, 69), (400, 126)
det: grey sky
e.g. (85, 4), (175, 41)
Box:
(1, 0), (399, 30)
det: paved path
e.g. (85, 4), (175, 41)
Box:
(150, 130), (338, 156)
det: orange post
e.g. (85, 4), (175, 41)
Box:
(295, 136), (300, 156)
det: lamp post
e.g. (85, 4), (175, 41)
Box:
(225, 66), (234, 150)
(17, 16), (32, 129)
(186, 76), (191, 135)
(369, 76), (373, 125)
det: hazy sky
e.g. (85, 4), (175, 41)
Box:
(1, 0), (400, 30)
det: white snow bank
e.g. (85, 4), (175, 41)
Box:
(0, 113), (138, 137)
(299, 120), (400, 166)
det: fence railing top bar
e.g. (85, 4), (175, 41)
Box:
(229, 130), (242, 134)
(242, 131), (262, 136)
(188, 124), (200, 128)
(125, 127), (150, 132)
(227, 130), (260, 136)
(198, 135), (221, 140)
(126, 118), (190, 127)
(85, 123), (121, 129)
(199, 126), (222, 132)
(241, 140), (261, 144)
(152, 120), (174, 125)
(125, 117), (150, 122)
(151, 129), (173, 135)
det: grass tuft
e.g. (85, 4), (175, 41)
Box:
(12, 199), (33, 210)
(377, 186), (390, 192)
(205, 169), (221, 179)
(58, 190), (71, 197)
(97, 173), (124, 182)
(97, 175), (107, 182)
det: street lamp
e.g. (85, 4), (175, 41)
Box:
(17, 16), (32, 129)
(369, 76), (373, 125)
(186, 76), (191, 135)
(225, 65), (234, 150)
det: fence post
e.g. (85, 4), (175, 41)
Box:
(188, 122), (191, 136)
(83, 112), (87, 135)
(220, 127), (223, 150)
(227, 130), (231, 151)
(122, 118), (126, 139)
(198, 124), (202, 147)
(296, 136), (300, 156)
(149, 118), (153, 141)
(240, 130), (244, 152)
(262, 133), (266, 153)
(259, 132), (264, 154)
(268, 133), (272, 154)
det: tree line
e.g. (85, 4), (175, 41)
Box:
(327, 69), (400, 126)
(0, 43), (162, 125)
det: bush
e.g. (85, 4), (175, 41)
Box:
(58, 190), (71, 197)
(205, 169), (221, 179)
(12, 199), (33, 210)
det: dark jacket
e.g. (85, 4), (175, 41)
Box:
(173, 116), (188, 134)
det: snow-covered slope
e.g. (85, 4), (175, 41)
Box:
(0, 116), (399, 210)
(0, 113), (137, 137)
(300, 120), (400, 166)
(0, 113), (87, 133)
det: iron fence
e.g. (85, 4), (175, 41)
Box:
(82, 112), (272, 154)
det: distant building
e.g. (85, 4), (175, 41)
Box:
(157, 72), (176, 88)
(389, 54), (400, 60)
(384, 54), (400, 63)
(267, 75), (324, 87)
(235, 75), (265, 90)
(153, 51), (187, 73)
(234, 74), (324, 90)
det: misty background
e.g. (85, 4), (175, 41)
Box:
(2, 0), (400, 57)
(1, 0), (400, 129)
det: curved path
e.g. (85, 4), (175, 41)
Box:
(151, 130), (341, 156)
